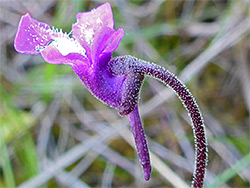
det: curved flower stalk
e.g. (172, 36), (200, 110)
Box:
(109, 56), (208, 187)
(14, 3), (207, 187)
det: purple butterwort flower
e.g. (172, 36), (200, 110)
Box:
(14, 3), (208, 187)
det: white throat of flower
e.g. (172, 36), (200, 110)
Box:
(52, 37), (86, 57)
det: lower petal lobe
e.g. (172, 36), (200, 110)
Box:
(41, 44), (89, 66)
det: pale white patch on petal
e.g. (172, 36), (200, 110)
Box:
(77, 24), (94, 45)
(96, 17), (102, 24)
(52, 37), (86, 57)
(83, 28), (94, 45)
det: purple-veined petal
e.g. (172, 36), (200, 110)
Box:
(72, 3), (114, 60)
(14, 13), (53, 54)
(90, 26), (115, 64)
(92, 28), (124, 59)
(102, 29), (124, 54)
(72, 23), (92, 61)
(76, 3), (114, 29)
(15, 13), (89, 66)
(88, 27), (124, 65)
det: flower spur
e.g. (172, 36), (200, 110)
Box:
(14, 3), (208, 187)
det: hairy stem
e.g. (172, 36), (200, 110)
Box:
(109, 55), (208, 187)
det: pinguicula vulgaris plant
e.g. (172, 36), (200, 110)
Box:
(14, 3), (208, 187)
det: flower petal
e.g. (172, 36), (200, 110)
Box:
(72, 3), (114, 57)
(72, 23), (92, 61)
(87, 27), (123, 65)
(40, 43), (88, 66)
(102, 29), (124, 54)
(15, 13), (89, 66)
(90, 26), (115, 63)
(14, 13), (53, 54)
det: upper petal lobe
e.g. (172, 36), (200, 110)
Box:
(72, 3), (123, 65)
(14, 13), (53, 54)
(73, 3), (114, 47)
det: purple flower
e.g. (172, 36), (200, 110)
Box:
(15, 3), (208, 187)
(14, 2), (151, 181)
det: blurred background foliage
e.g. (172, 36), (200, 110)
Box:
(0, 0), (249, 187)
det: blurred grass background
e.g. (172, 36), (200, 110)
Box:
(0, 0), (249, 187)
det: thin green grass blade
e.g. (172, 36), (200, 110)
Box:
(0, 86), (39, 181)
(121, 23), (177, 45)
(0, 123), (16, 188)
(206, 153), (250, 188)
(73, 0), (86, 14)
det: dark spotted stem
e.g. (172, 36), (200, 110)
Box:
(109, 55), (208, 188)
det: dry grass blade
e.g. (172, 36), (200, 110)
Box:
(96, 105), (190, 188)
(236, 43), (250, 114)
(150, 152), (190, 188)
(142, 18), (250, 115)
(37, 98), (62, 161)
(49, 161), (91, 188)
(18, 125), (125, 188)
(102, 162), (116, 188)
(180, 18), (250, 83)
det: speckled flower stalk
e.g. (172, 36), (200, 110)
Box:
(14, 3), (207, 187)
(109, 55), (208, 187)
